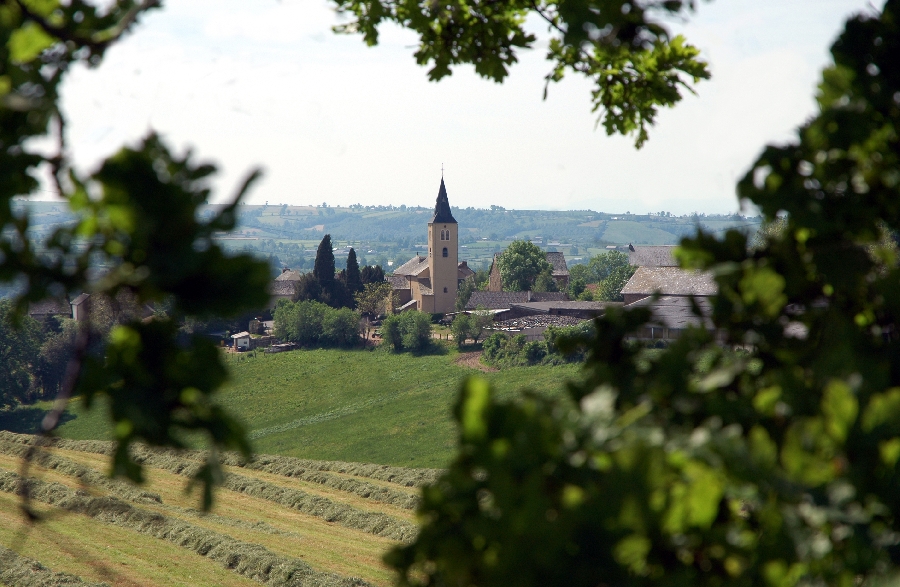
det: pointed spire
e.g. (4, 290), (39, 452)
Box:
(431, 177), (457, 224)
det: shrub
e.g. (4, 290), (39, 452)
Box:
(522, 341), (547, 364)
(401, 312), (432, 352)
(451, 314), (473, 347)
(380, 314), (403, 350)
(381, 311), (433, 352)
(482, 332), (508, 363)
(274, 300), (360, 348)
(322, 308), (360, 347)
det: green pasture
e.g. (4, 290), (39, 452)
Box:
(7, 347), (580, 469)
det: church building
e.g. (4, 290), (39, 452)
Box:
(388, 178), (474, 314)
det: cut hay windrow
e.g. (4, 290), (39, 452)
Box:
(0, 439), (162, 505)
(0, 545), (109, 587)
(0, 432), (442, 488)
(126, 448), (418, 542)
(0, 432), (442, 489)
(216, 454), (431, 501)
(0, 471), (371, 587)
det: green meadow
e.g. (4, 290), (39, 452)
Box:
(33, 347), (581, 468)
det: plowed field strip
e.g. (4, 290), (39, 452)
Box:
(0, 493), (258, 587)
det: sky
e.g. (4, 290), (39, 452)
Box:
(53, 0), (875, 215)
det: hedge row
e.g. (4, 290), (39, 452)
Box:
(0, 545), (108, 587)
(0, 471), (371, 587)
(0, 439), (162, 505)
(125, 447), (418, 542)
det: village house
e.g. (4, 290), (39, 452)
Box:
(619, 263), (719, 342)
(620, 266), (717, 305)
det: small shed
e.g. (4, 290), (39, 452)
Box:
(231, 331), (251, 351)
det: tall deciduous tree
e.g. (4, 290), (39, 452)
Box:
(388, 3), (900, 586)
(497, 240), (551, 292)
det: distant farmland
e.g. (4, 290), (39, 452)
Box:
(0, 431), (438, 586)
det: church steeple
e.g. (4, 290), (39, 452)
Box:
(431, 178), (457, 224)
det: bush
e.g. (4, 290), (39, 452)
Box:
(322, 308), (360, 347)
(380, 314), (403, 350)
(401, 312), (432, 352)
(482, 332), (508, 363)
(274, 299), (360, 348)
(522, 341), (547, 364)
(381, 311), (432, 352)
(451, 314), (473, 347)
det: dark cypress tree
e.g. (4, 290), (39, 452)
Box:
(361, 265), (385, 285)
(345, 248), (362, 295)
(313, 234), (335, 287)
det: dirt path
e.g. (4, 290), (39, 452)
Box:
(454, 351), (498, 372)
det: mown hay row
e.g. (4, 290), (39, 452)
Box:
(0, 471), (371, 587)
(157, 449), (421, 510)
(216, 454), (423, 508)
(0, 432), (115, 457)
(0, 545), (109, 587)
(126, 448), (418, 542)
(224, 455), (442, 488)
(0, 432), (442, 488)
(0, 439), (162, 505)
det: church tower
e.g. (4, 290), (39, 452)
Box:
(428, 178), (458, 314)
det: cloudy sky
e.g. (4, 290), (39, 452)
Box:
(56, 0), (874, 214)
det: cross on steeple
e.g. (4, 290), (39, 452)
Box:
(441, 163), (444, 178)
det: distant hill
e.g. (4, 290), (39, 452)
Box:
(9, 200), (761, 275)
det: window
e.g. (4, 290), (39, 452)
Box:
(443, 287), (448, 293)
(442, 247), (448, 257)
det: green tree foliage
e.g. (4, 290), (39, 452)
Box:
(497, 240), (551, 292)
(273, 299), (360, 347)
(0, 299), (41, 407)
(344, 247), (362, 297)
(595, 263), (637, 301)
(387, 3), (900, 585)
(451, 310), (491, 346)
(333, 0), (709, 147)
(35, 318), (78, 400)
(381, 311), (432, 352)
(313, 234), (336, 288)
(532, 267), (559, 292)
(450, 313), (472, 347)
(455, 276), (476, 310)
(355, 281), (396, 317)
(570, 250), (637, 301)
(360, 264), (385, 285)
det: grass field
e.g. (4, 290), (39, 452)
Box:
(0, 431), (437, 586)
(6, 346), (581, 469)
